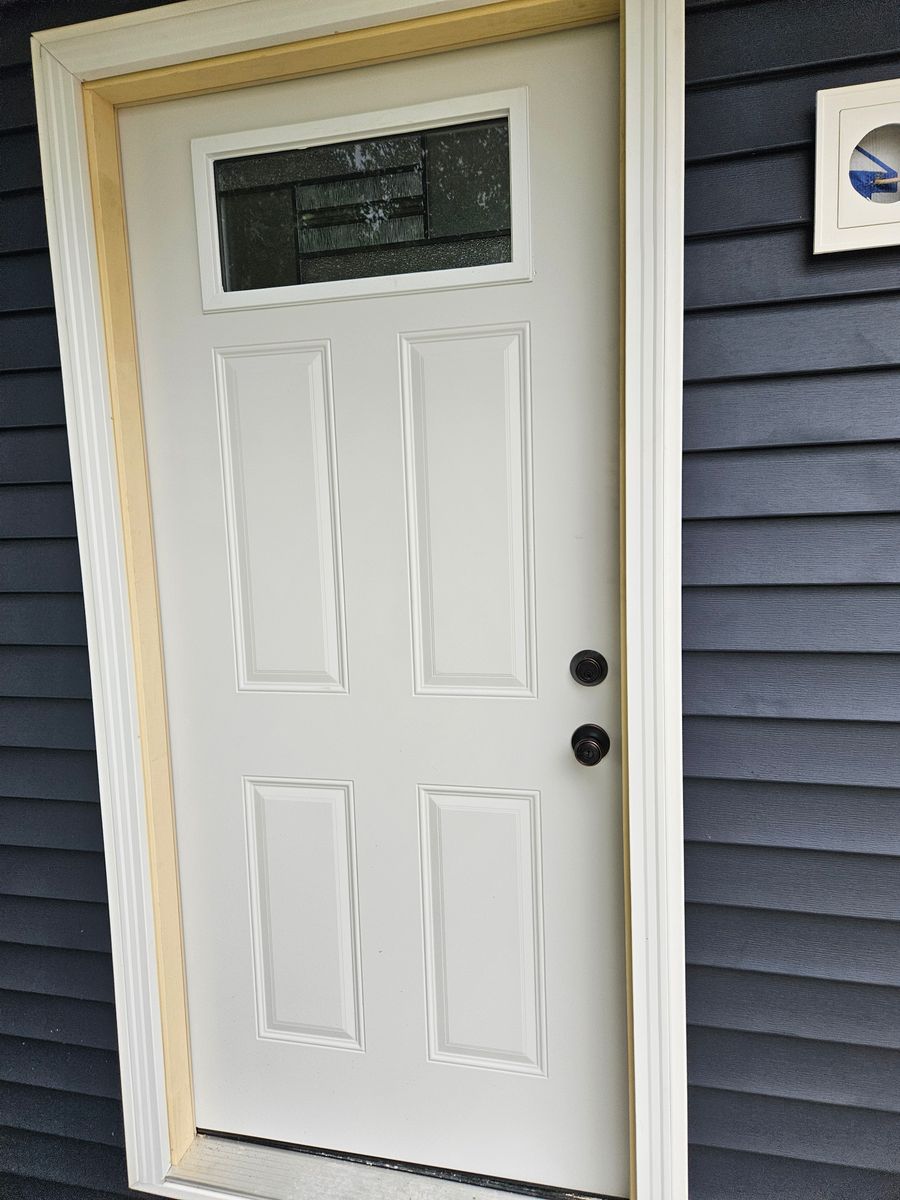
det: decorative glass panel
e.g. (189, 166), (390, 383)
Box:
(214, 118), (511, 292)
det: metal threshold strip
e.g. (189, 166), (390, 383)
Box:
(169, 1133), (624, 1200)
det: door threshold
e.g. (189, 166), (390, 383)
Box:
(168, 1132), (626, 1200)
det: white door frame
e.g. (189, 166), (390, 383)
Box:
(31, 1), (686, 1197)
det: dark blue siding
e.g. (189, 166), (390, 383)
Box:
(684, 0), (900, 1195)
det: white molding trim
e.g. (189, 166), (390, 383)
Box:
(35, 0), (504, 78)
(30, 41), (173, 1189)
(622, 0), (688, 1197)
(31, 1), (686, 1197)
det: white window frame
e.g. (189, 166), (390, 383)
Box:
(31, 1), (686, 1198)
(193, 88), (533, 310)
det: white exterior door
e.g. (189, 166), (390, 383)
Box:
(118, 23), (625, 1196)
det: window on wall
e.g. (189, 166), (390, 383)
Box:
(214, 117), (512, 291)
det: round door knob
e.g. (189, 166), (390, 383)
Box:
(570, 650), (608, 687)
(571, 724), (611, 766)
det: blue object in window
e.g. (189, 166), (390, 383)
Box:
(849, 144), (899, 200)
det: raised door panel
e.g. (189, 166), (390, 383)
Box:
(215, 342), (347, 691)
(418, 785), (546, 1074)
(244, 777), (364, 1050)
(401, 326), (535, 696)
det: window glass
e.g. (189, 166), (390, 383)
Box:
(215, 118), (512, 292)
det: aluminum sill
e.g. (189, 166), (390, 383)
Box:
(168, 1133), (617, 1200)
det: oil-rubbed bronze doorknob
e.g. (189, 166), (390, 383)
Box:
(570, 649), (609, 686)
(571, 724), (611, 766)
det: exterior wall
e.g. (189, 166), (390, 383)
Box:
(2, 0), (900, 1196)
(683, 1), (900, 1196)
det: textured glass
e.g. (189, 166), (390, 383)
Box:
(214, 118), (511, 291)
(218, 189), (299, 292)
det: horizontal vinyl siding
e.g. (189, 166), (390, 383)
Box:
(682, 587), (900, 652)
(687, 967), (900, 1049)
(0, 2), (172, 1196)
(687, 905), (900, 988)
(684, 1), (900, 1196)
(688, 1147), (900, 1200)
(684, 370), (900, 451)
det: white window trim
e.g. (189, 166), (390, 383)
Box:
(30, 1), (686, 1197)
(192, 88), (533, 310)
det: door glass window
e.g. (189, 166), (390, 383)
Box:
(214, 118), (512, 291)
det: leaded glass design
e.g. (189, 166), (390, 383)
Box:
(214, 118), (512, 291)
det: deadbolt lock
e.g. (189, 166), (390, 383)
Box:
(569, 649), (608, 686)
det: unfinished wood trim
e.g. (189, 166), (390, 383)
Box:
(84, 0), (617, 106)
(82, 85), (195, 1164)
(79, 0), (623, 1176)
